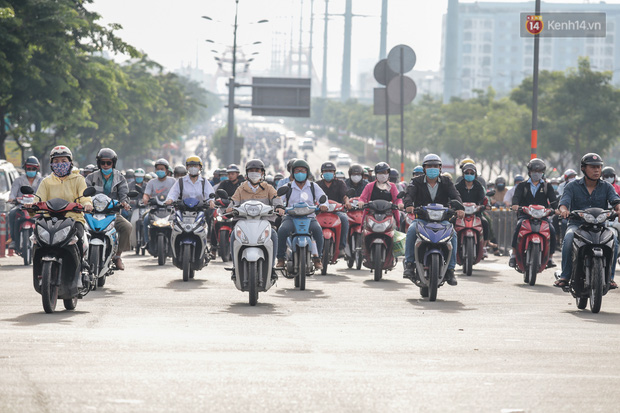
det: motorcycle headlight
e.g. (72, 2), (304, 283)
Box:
(154, 218), (170, 227)
(93, 197), (108, 213)
(439, 234), (452, 243)
(464, 205), (476, 215)
(597, 212), (611, 223)
(427, 210), (444, 221)
(257, 226), (271, 244)
(581, 213), (597, 224)
(52, 226), (72, 245)
(529, 208), (545, 219)
(37, 225), (51, 244)
(245, 204), (262, 217)
(369, 220), (391, 232)
(418, 232), (430, 242)
(235, 226), (249, 244)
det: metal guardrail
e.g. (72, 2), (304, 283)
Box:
(487, 208), (518, 256)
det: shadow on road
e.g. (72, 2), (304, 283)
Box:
(82, 287), (124, 301)
(3, 310), (88, 326)
(406, 298), (476, 313)
(274, 287), (329, 301)
(362, 278), (408, 291)
(311, 273), (352, 284)
(163, 279), (208, 291)
(458, 268), (502, 284)
(0, 265), (30, 273)
(563, 309), (620, 325)
(223, 302), (284, 317)
(514, 283), (565, 296)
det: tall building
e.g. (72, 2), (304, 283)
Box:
(442, 1), (620, 101)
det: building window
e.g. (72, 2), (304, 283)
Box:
(464, 19), (472, 29)
(464, 32), (472, 41)
(462, 68), (471, 76)
(463, 44), (472, 53)
(606, 34), (614, 44)
(482, 56), (491, 66)
(483, 44), (492, 53)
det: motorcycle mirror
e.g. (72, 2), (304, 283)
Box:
(449, 199), (464, 210)
(127, 190), (139, 199)
(276, 186), (291, 197)
(134, 185), (144, 194)
(318, 195), (327, 204)
(82, 186), (97, 197)
(397, 191), (406, 199)
(486, 190), (496, 197)
(209, 192), (216, 199)
(20, 185), (35, 195)
(345, 188), (355, 198)
(216, 189), (229, 200)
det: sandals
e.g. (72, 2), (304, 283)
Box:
(554, 278), (569, 288)
(610, 280), (618, 290)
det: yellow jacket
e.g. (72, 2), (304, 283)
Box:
(35, 172), (92, 224)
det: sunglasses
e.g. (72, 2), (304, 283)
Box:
(25, 167), (38, 171)
(100, 160), (113, 166)
(464, 171), (475, 175)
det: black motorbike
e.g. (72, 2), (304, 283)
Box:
(146, 194), (174, 265)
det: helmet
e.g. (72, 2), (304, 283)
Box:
(265, 174), (274, 183)
(321, 161), (337, 172)
(227, 163), (240, 173)
(84, 164), (96, 173)
(125, 168), (135, 180)
(147, 172), (157, 180)
(442, 172), (453, 180)
(459, 157), (474, 169)
(274, 173), (284, 181)
(335, 170), (345, 179)
(422, 153), (442, 167)
(50, 145), (73, 162)
(134, 168), (146, 177)
(348, 163), (364, 176)
(286, 158), (297, 173)
(96, 148), (118, 168)
(24, 156), (40, 169)
(363, 166), (372, 176)
(495, 176), (506, 185)
(563, 168), (577, 180)
(154, 158), (170, 169)
(245, 159), (265, 171)
(173, 165), (187, 176)
(389, 168), (400, 182)
(412, 165), (424, 176)
(461, 162), (477, 174)
(527, 158), (546, 173)
(514, 174), (525, 184)
(186, 156), (203, 168)
(602, 166), (616, 177)
(374, 162), (390, 174)
(291, 159), (310, 173)
(581, 153), (604, 167)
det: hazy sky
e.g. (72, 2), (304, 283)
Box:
(90, 0), (620, 93)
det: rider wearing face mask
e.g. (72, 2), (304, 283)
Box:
(345, 164), (368, 197)
(85, 148), (133, 270)
(508, 158), (558, 269)
(557, 168), (578, 197)
(490, 176), (508, 207)
(602, 166), (620, 196)
(218, 164), (245, 197)
(8, 156), (44, 250)
(317, 162), (351, 256)
(141, 159), (176, 249)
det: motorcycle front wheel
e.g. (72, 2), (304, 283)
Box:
(182, 244), (193, 282)
(157, 234), (166, 266)
(321, 238), (331, 275)
(464, 238), (474, 277)
(298, 247), (307, 291)
(22, 228), (32, 266)
(590, 257), (604, 313)
(526, 244), (540, 286)
(89, 245), (101, 290)
(63, 297), (77, 310)
(135, 225), (142, 256)
(41, 261), (59, 313)
(355, 234), (363, 270)
(219, 230), (231, 262)
(249, 260), (259, 306)
(373, 244), (383, 281)
(429, 254), (440, 302)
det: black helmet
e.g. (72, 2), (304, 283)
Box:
(291, 159), (310, 173)
(495, 176), (506, 185)
(348, 163), (364, 176)
(23, 156), (40, 169)
(389, 168), (400, 182)
(602, 166), (616, 177)
(527, 158), (546, 173)
(245, 159), (265, 171)
(174, 165), (187, 176)
(274, 173), (284, 181)
(374, 162), (390, 174)
(96, 148), (118, 169)
(321, 161), (337, 172)
(581, 153), (604, 167)
(125, 169), (135, 179)
(286, 158), (297, 173)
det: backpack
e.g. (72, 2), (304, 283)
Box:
(177, 177), (206, 200)
(285, 181), (316, 205)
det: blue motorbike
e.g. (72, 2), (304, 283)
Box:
(170, 197), (210, 282)
(85, 194), (122, 289)
(412, 202), (460, 301)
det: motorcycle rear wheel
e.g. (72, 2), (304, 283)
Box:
(41, 261), (58, 314)
(373, 244), (383, 281)
(429, 254), (440, 302)
(464, 238), (474, 277)
(590, 257), (604, 313)
(63, 298), (77, 310)
(576, 296), (588, 309)
(157, 234), (166, 266)
(527, 244), (540, 286)
(321, 238), (331, 275)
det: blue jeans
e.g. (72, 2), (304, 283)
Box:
(277, 216), (324, 259)
(337, 211), (349, 250)
(142, 214), (150, 246)
(231, 228), (278, 266)
(560, 224), (619, 280)
(405, 219), (457, 270)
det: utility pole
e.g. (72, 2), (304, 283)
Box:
(340, 0), (352, 101)
(226, 0), (240, 165)
(531, 0), (541, 159)
(298, 0), (304, 77)
(379, 0), (388, 60)
(321, 0), (329, 98)
(308, 0), (314, 82)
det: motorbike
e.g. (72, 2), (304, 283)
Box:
(411, 202), (461, 301)
(362, 199), (400, 281)
(12, 195), (37, 265)
(213, 198), (234, 262)
(21, 185), (97, 313)
(276, 185), (326, 291)
(229, 200), (276, 306)
(555, 208), (617, 313)
(316, 200), (344, 275)
(170, 197), (210, 281)
(129, 186), (147, 255)
(401, 211), (417, 233)
(345, 196), (364, 270)
(454, 202), (486, 277)
(514, 205), (554, 286)
(146, 194), (174, 265)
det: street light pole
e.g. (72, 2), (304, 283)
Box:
(226, 0), (240, 165)
(530, 0), (541, 160)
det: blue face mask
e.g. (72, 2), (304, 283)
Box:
(294, 172), (307, 182)
(323, 172), (334, 181)
(426, 168), (440, 179)
(135, 177), (144, 184)
(155, 170), (166, 179)
(219, 176), (229, 181)
(552, 185), (559, 191)
(464, 174), (475, 182)
(26, 171), (37, 178)
(101, 168), (112, 176)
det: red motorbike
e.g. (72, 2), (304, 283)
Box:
(454, 202), (485, 277)
(362, 199), (399, 281)
(13, 195), (37, 265)
(401, 212), (416, 233)
(514, 205), (554, 286)
(316, 200), (344, 275)
(213, 198), (233, 262)
(345, 197), (364, 270)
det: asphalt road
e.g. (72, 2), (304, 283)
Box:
(1, 252), (620, 413)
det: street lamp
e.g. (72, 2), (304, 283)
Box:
(202, 2), (268, 164)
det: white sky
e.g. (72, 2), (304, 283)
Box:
(90, 0), (620, 93)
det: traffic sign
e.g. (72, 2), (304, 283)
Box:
(387, 44), (416, 74)
(387, 75), (416, 106)
(373, 59), (397, 86)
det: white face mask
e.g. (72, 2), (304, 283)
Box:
(351, 175), (362, 183)
(604, 177), (615, 184)
(567, 177), (576, 183)
(248, 172), (262, 184)
(188, 167), (200, 176)
(376, 173), (389, 183)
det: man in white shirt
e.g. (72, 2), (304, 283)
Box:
(503, 175), (525, 207)
(166, 156), (215, 205)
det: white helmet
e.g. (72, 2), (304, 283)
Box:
(422, 153), (442, 166)
(49, 145), (73, 162)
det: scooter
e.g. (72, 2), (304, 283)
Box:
(129, 186), (147, 255)
(12, 194), (37, 265)
(345, 196), (364, 270)
(229, 200), (276, 306)
(316, 200), (344, 275)
(21, 185), (97, 313)
(170, 196), (210, 282)
(454, 202), (486, 277)
(276, 185), (326, 291)
(213, 198), (234, 262)
(146, 194), (173, 265)
(411, 202), (461, 301)
(556, 208), (616, 313)
(362, 199), (400, 281)
(514, 205), (554, 286)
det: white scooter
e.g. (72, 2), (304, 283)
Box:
(229, 200), (277, 306)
